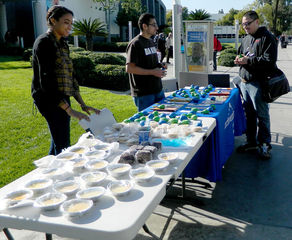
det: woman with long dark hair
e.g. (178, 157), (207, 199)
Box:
(31, 6), (99, 155)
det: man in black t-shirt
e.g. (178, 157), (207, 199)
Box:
(126, 13), (167, 111)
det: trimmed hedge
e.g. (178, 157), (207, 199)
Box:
(91, 64), (129, 91)
(87, 52), (126, 65)
(218, 46), (237, 67)
(0, 44), (24, 56)
(70, 51), (129, 91)
(220, 48), (237, 55)
(13, 45), (129, 91)
(93, 42), (128, 52)
(218, 52), (236, 67)
(22, 48), (32, 61)
(221, 43), (234, 51)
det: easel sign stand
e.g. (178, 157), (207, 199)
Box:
(183, 20), (214, 74)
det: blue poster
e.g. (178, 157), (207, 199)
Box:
(46, 0), (60, 10)
(187, 31), (207, 43)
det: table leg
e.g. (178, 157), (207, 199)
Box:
(164, 171), (205, 206)
(46, 233), (52, 240)
(181, 170), (186, 198)
(142, 224), (160, 239)
(2, 228), (14, 240)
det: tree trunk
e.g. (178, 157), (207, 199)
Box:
(272, 0), (280, 34)
(107, 9), (111, 43)
(86, 35), (93, 51)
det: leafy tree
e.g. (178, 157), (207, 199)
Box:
(116, 0), (144, 28)
(247, 0), (291, 35)
(92, 0), (119, 43)
(166, 7), (189, 26)
(72, 18), (107, 51)
(166, 10), (172, 26)
(216, 8), (239, 26)
(188, 9), (210, 20)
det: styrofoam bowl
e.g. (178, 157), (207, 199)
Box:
(68, 146), (87, 155)
(24, 178), (53, 195)
(4, 189), (33, 205)
(56, 152), (77, 161)
(60, 199), (93, 218)
(158, 152), (178, 165)
(54, 180), (80, 196)
(71, 157), (88, 173)
(34, 192), (67, 211)
(76, 187), (106, 201)
(85, 159), (108, 172)
(84, 150), (106, 160)
(108, 180), (134, 197)
(146, 160), (169, 172)
(107, 163), (132, 178)
(80, 171), (107, 187)
(129, 167), (155, 183)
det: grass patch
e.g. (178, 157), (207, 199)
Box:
(0, 56), (136, 187)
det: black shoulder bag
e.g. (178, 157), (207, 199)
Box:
(262, 68), (290, 103)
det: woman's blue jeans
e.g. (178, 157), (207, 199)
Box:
(240, 81), (271, 144)
(133, 90), (165, 111)
(42, 106), (71, 155)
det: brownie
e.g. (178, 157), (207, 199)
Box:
(135, 150), (152, 164)
(119, 151), (136, 165)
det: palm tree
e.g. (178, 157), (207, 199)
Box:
(188, 9), (211, 20)
(72, 18), (107, 51)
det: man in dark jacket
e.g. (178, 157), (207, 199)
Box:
(234, 10), (278, 160)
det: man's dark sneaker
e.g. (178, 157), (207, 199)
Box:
(258, 143), (272, 160)
(236, 143), (258, 153)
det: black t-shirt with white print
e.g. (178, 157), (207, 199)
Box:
(126, 35), (162, 97)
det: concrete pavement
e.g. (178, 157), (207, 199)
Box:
(1, 44), (292, 240)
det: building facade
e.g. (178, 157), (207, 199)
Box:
(0, 0), (166, 47)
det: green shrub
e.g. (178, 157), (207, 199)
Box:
(116, 42), (129, 52)
(0, 44), (24, 56)
(218, 52), (236, 67)
(69, 45), (86, 52)
(22, 48), (32, 61)
(93, 41), (128, 52)
(91, 64), (129, 91)
(70, 52), (129, 91)
(88, 52), (126, 65)
(221, 43), (234, 51)
(70, 52), (95, 85)
(220, 48), (237, 55)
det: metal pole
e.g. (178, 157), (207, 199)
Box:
(235, 20), (239, 50)
(172, 0), (182, 81)
(0, 1), (8, 42)
(128, 21), (132, 41)
(74, 35), (79, 47)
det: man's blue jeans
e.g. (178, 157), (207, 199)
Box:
(43, 107), (71, 155)
(133, 90), (165, 111)
(240, 81), (271, 144)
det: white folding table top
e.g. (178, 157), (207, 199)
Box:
(0, 117), (216, 240)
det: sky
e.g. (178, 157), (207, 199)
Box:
(163, 0), (255, 14)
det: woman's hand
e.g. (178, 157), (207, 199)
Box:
(66, 108), (90, 121)
(81, 105), (100, 115)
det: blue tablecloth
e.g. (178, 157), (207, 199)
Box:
(181, 88), (246, 181)
(144, 88), (246, 182)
